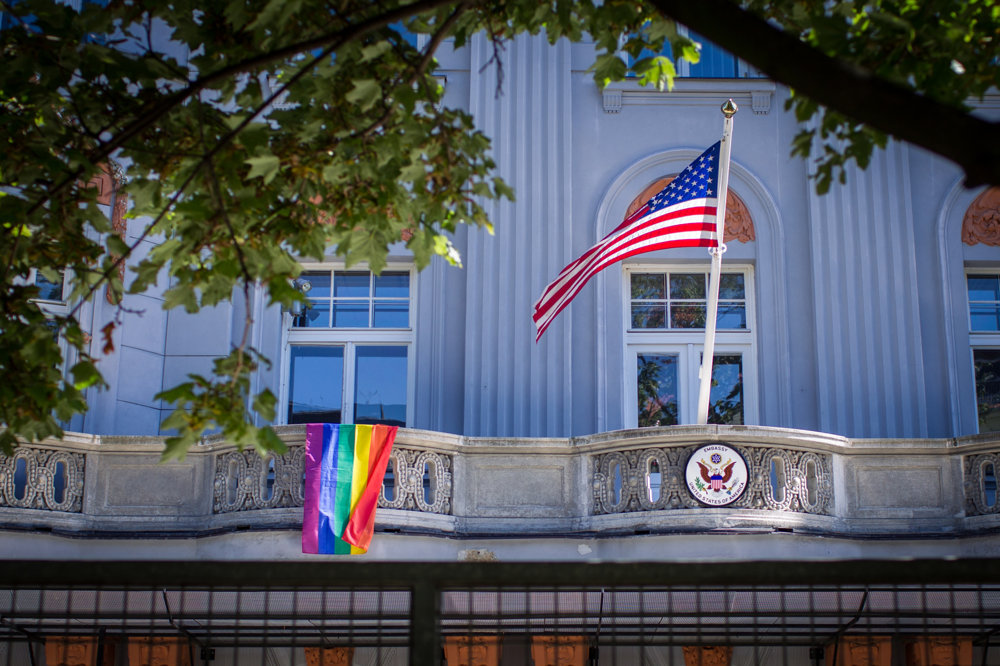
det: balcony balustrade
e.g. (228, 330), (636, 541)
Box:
(1, 426), (998, 551)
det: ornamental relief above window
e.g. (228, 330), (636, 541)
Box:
(962, 186), (1000, 247)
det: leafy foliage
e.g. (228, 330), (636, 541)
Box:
(0, 0), (696, 456)
(1, 0), (996, 456)
(743, 0), (1000, 191)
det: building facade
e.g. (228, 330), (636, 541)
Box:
(4, 27), (1000, 666)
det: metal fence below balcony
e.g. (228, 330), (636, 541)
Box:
(1, 560), (999, 665)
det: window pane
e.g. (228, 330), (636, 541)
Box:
(971, 304), (1000, 332)
(631, 273), (666, 300)
(719, 273), (745, 299)
(333, 302), (369, 327)
(34, 271), (64, 302)
(687, 32), (738, 78)
(975, 349), (1000, 433)
(374, 272), (410, 298)
(631, 304), (666, 329)
(354, 346), (407, 427)
(288, 346), (343, 424)
(670, 273), (705, 299)
(708, 354), (743, 425)
(670, 304), (706, 328)
(373, 301), (409, 328)
(300, 271), (331, 299)
(334, 271), (370, 298)
(968, 275), (1000, 302)
(636, 354), (679, 427)
(294, 301), (330, 328)
(717, 303), (747, 329)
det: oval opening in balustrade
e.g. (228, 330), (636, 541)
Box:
(770, 457), (785, 503)
(383, 459), (395, 501)
(53, 461), (67, 504)
(984, 463), (997, 508)
(612, 463), (623, 505)
(647, 460), (661, 503)
(13, 457), (27, 501)
(262, 456), (276, 501)
(806, 460), (818, 506)
(423, 461), (435, 505)
(227, 460), (240, 505)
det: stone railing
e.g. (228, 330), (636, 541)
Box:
(3, 426), (1000, 551)
(0, 444), (85, 513)
(592, 444), (832, 515)
(213, 445), (453, 515)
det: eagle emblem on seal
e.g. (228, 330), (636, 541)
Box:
(697, 453), (736, 492)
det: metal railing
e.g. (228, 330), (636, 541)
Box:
(2, 559), (1000, 665)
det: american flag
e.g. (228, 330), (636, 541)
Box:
(533, 142), (722, 341)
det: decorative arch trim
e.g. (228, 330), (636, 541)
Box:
(962, 186), (1000, 247)
(625, 176), (756, 244)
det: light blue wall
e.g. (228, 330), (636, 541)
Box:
(85, 33), (1000, 441)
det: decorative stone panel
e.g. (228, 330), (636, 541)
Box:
(0, 447), (84, 513)
(961, 186), (1000, 246)
(379, 447), (453, 515)
(213, 446), (305, 513)
(212, 445), (453, 516)
(592, 444), (832, 515)
(963, 452), (1000, 515)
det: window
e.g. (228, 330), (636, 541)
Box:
(968, 272), (1000, 432)
(282, 268), (413, 427)
(625, 265), (756, 427)
(623, 26), (762, 79)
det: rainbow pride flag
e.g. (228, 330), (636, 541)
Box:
(302, 423), (398, 555)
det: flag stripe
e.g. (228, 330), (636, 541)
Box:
(535, 236), (716, 340)
(533, 210), (716, 318)
(533, 203), (716, 315)
(342, 425), (398, 551)
(533, 142), (722, 340)
(332, 424), (355, 554)
(533, 212), (717, 337)
(301, 424), (324, 554)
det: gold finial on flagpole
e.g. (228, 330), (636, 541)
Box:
(721, 98), (738, 118)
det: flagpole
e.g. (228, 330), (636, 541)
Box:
(696, 99), (738, 425)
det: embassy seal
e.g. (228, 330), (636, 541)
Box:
(685, 444), (748, 506)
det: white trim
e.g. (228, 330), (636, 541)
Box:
(938, 181), (993, 434)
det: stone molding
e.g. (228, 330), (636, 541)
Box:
(592, 444), (832, 516)
(963, 451), (1000, 515)
(961, 186), (1000, 246)
(4, 426), (1000, 539)
(0, 446), (84, 513)
(213, 445), (453, 516)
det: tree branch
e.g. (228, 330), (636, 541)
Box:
(648, 0), (1000, 187)
(26, 0), (469, 219)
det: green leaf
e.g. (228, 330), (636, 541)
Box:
(245, 154), (281, 184)
(345, 79), (381, 111)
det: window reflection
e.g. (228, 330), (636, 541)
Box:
(974, 349), (1000, 432)
(354, 346), (407, 427)
(707, 354), (744, 425)
(637, 353), (679, 427)
(287, 346), (344, 424)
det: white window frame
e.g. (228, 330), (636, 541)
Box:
(278, 263), (416, 427)
(26, 268), (70, 318)
(622, 263), (758, 427)
(966, 268), (1000, 432)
